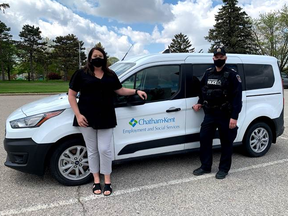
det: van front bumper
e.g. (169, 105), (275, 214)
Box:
(4, 138), (51, 175)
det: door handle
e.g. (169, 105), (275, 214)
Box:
(166, 107), (181, 113)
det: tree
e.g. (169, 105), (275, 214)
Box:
(205, 0), (257, 54)
(95, 42), (109, 58)
(168, 33), (195, 53)
(94, 42), (119, 66)
(0, 20), (12, 80)
(19, 24), (46, 81)
(252, 5), (288, 72)
(0, 3), (9, 13)
(34, 37), (55, 79)
(108, 57), (119, 66)
(2, 42), (17, 81)
(53, 34), (86, 81)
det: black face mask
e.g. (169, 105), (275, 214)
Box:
(214, 59), (226, 68)
(91, 58), (105, 68)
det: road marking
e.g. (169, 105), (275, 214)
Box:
(1, 158), (288, 215)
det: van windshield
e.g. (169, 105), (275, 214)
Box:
(109, 62), (135, 76)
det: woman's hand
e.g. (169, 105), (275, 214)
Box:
(137, 90), (147, 100)
(115, 87), (147, 100)
(76, 114), (88, 127)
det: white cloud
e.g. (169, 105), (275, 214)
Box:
(0, 0), (287, 59)
(239, 0), (287, 19)
(158, 0), (219, 52)
(57, 0), (174, 24)
(0, 0), (147, 58)
(118, 26), (152, 44)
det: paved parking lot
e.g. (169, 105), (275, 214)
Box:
(0, 91), (288, 216)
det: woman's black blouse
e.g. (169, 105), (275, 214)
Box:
(69, 69), (122, 129)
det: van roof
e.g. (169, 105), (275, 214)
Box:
(122, 53), (277, 65)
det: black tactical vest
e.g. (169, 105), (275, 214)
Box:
(202, 69), (230, 108)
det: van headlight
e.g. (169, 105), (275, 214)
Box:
(10, 110), (64, 128)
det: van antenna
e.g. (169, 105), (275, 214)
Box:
(121, 44), (134, 61)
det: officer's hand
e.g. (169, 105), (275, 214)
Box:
(192, 104), (202, 112)
(229, 118), (237, 129)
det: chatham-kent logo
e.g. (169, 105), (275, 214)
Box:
(129, 118), (138, 127)
(129, 117), (175, 127)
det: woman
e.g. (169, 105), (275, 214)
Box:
(68, 47), (147, 196)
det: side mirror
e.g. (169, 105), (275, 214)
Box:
(127, 94), (146, 106)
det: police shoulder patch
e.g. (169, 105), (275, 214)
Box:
(236, 74), (242, 83)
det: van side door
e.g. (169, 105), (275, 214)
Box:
(184, 56), (245, 149)
(113, 64), (186, 160)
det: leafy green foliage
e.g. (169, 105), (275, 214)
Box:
(252, 5), (288, 72)
(206, 0), (257, 54)
(168, 33), (195, 53)
(53, 34), (86, 81)
(108, 57), (119, 66)
(18, 24), (46, 81)
(0, 20), (17, 81)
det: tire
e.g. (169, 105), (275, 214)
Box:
(50, 139), (92, 186)
(243, 122), (272, 157)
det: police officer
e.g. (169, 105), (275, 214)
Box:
(192, 45), (242, 179)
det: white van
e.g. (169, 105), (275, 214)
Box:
(4, 53), (285, 185)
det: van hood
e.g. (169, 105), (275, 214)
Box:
(21, 93), (71, 116)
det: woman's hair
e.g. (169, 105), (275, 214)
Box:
(84, 47), (113, 76)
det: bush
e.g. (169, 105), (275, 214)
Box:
(47, 72), (62, 80)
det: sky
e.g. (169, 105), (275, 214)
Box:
(0, 0), (287, 60)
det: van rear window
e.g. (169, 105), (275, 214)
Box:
(244, 64), (274, 90)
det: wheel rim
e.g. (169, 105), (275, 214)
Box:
(58, 145), (90, 181)
(249, 127), (269, 153)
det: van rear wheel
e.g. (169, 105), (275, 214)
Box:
(243, 122), (272, 157)
(50, 139), (92, 186)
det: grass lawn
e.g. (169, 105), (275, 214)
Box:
(0, 80), (69, 94)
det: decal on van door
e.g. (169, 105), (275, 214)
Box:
(123, 117), (180, 134)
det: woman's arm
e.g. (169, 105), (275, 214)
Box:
(115, 87), (147, 100)
(68, 89), (88, 127)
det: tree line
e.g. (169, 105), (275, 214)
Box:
(0, 0), (288, 81)
(0, 3), (118, 81)
(168, 0), (288, 73)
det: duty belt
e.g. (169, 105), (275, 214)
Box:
(203, 100), (231, 112)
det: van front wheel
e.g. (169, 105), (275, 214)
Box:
(50, 139), (92, 186)
(243, 122), (272, 157)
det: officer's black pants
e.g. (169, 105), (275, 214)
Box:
(199, 112), (238, 173)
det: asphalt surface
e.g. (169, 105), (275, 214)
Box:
(0, 91), (288, 216)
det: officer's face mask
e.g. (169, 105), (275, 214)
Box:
(91, 57), (105, 68)
(214, 59), (226, 68)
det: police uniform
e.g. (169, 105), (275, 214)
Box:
(197, 59), (242, 175)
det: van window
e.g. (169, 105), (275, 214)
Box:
(244, 64), (274, 90)
(122, 65), (181, 102)
(192, 64), (213, 80)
